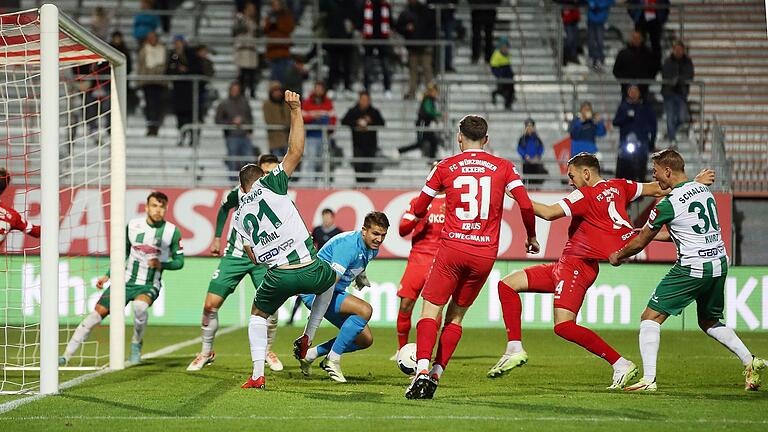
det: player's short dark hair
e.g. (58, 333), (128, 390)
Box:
(651, 148), (685, 173)
(458, 115), (488, 141)
(258, 154), (279, 167)
(567, 152), (601, 173)
(321, 208), (335, 216)
(147, 191), (168, 206)
(239, 163), (264, 190)
(363, 211), (389, 230)
(0, 167), (9, 195)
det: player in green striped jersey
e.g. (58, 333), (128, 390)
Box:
(187, 154), (285, 372)
(610, 149), (766, 391)
(235, 90), (338, 389)
(60, 192), (184, 365)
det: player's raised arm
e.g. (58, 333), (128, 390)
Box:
(281, 90), (304, 177)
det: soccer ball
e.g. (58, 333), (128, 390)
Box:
(396, 342), (418, 376)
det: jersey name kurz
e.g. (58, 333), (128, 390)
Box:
(258, 238), (295, 262)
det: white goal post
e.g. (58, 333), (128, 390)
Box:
(0, 4), (126, 395)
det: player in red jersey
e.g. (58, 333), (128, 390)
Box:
(404, 115), (539, 399)
(0, 168), (40, 246)
(489, 152), (714, 389)
(393, 175), (445, 358)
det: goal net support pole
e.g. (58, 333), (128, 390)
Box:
(36, 3), (127, 394)
(39, 3), (59, 396)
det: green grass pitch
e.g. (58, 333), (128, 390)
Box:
(1, 326), (767, 431)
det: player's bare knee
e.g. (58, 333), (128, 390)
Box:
(503, 270), (527, 292)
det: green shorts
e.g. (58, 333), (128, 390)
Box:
(97, 283), (160, 310)
(648, 264), (726, 320)
(254, 259), (337, 315)
(208, 255), (267, 300)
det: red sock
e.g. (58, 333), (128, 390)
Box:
(396, 310), (412, 349)
(433, 323), (463, 369)
(498, 281), (522, 342)
(415, 318), (439, 364)
(553, 320), (621, 364)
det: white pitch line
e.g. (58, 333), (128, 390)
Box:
(0, 326), (244, 415)
(0, 415), (766, 424)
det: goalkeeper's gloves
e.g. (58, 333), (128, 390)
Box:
(352, 271), (371, 290)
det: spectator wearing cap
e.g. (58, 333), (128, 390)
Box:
(517, 118), (547, 186)
(612, 84), (657, 182)
(613, 30), (657, 97)
(569, 101), (608, 156)
(490, 36), (515, 110)
(661, 40), (694, 144)
(263, 81), (291, 157)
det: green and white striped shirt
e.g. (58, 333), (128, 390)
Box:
(232, 164), (316, 268)
(124, 217), (184, 288)
(646, 181), (728, 278)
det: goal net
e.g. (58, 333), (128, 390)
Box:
(0, 5), (126, 394)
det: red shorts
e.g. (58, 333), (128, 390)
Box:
(397, 252), (436, 301)
(524, 255), (599, 314)
(421, 245), (496, 307)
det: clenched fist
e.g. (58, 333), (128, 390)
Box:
(284, 90), (301, 111)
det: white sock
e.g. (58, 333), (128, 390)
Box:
(64, 310), (103, 359)
(639, 320), (661, 381)
(201, 308), (218, 355)
(304, 288), (333, 342)
(429, 364), (444, 378)
(266, 314), (278, 352)
(248, 314), (267, 379)
(612, 356), (632, 371)
(131, 300), (150, 344)
(416, 359), (430, 372)
(706, 324), (753, 366)
(505, 341), (523, 355)
(305, 346), (319, 362)
(327, 350), (341, 362)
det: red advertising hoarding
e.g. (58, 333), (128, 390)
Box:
(3, 186), (732, 262)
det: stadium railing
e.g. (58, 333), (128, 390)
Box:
(118, 73), (705, 189)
